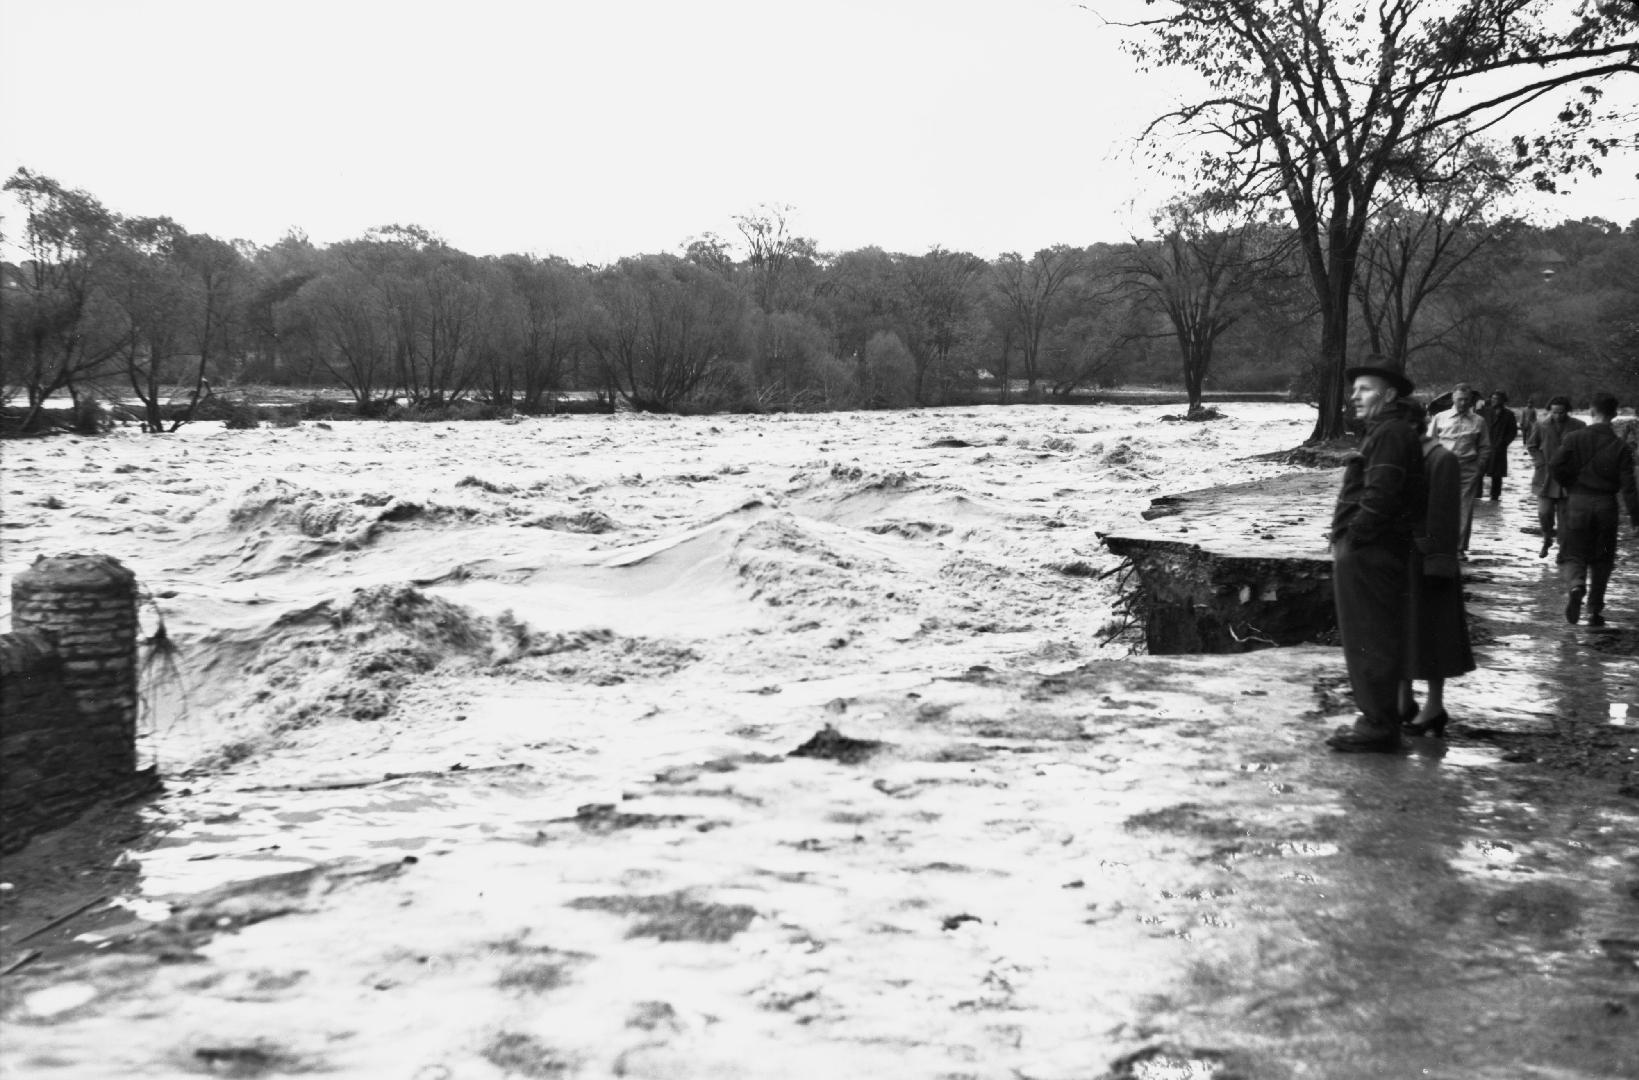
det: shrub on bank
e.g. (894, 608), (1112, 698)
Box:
(390, 400), (515, 422)
(71, 397), (109, 435)
(299, 396), (355, 420)
(220, 400), (262, 429)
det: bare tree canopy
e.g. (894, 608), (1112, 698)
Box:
(1116, 0), (1639, 440)
(1126, 194), (1289, 414)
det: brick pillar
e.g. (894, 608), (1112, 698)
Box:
(11, 553), (140, 776)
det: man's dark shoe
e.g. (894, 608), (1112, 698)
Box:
(1326, 726), (1403, 754)
(1588, 611), (1607, 627)
(1567, 585), (1586, 624)
(1539, 536), (1553, 558)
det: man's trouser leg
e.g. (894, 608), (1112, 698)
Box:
(1586, 498), (1619, 615)
(1333, 539), (1408, 734)
(1537, 495), (1558, 542)
(1560, 496), (1594, 596)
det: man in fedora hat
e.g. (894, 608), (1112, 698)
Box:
(1327, 353), (1426, 753)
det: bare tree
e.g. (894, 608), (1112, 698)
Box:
(898, 247), (987, 404)
(1119, 0), (1639, 440)
(991, 246), (1085, 401)
(1125, 195), (1281, 414)
(2, 169), (128, 429)
(587, 255), (743, 411)
(734, 203), (818, 315)
(1354, 142), (1516, 369)
(496, 255), (591, 412)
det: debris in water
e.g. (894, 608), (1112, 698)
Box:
(552, 803), (693, 832)
(788, 724), (886, 764)
(1103, 1043), (1245, 1079)
(566, 891), (757, 942)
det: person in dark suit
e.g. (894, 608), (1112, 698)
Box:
(1326, 355), (1426, 753)
(1526, 395), (1586, 559)
(1550, 392), (1639, 626)
(1483, 390), (1518, 500)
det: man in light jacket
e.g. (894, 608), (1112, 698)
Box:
(1428, 383), (1490, 556)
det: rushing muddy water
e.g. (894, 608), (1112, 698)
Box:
(2, 405), (1636, 1079)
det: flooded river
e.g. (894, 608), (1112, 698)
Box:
(1, 409), (1635, 1079)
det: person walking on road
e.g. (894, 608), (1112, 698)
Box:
(1526, 395), (1586, 559)
(1400, 402), (1474, 738)
(1520, 400), (1539, 443)
(1428, 383), (1490, 556)
(1550, 391), (1639, 627)
(1484, 390), (1518, 501)
(1327, 355), (1426, 754)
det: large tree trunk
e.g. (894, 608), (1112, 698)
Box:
(1306, 223), (1360, 444)
(1308, 310), (1349, 443)
(1183, 338), (1206, 414)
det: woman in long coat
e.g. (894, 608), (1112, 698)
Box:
(1402, 403), (1476, 735)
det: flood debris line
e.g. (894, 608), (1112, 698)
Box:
(234, 761), (532, 793)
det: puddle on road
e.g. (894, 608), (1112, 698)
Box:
(1424, 744), (1506, 769)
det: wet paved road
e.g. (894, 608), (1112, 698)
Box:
(2, 462), (1636, 1080)
(1448, 479), (1638, 771)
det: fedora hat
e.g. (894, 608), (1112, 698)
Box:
(1345, 353), (1414, 397)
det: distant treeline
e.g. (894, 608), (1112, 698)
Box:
(4, 169), (1636, 435)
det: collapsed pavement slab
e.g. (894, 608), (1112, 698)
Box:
(1100, 469), (1340, 654)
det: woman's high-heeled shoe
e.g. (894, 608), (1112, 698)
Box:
(1404, 709), (1449, 737)
(1400, 701), (1420, 724)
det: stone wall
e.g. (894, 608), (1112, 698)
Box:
(1, 553), (154, 853)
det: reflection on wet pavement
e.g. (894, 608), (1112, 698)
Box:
(1451, 492), (1638, 776)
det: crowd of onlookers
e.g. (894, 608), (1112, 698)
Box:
(1322, 355), (1638, 754)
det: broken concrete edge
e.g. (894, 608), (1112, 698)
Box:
(1099, 532), (1336, 655)
(1099, 468), (1343, 655)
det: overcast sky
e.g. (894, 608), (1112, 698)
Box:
(2, 0), (1635, 265)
